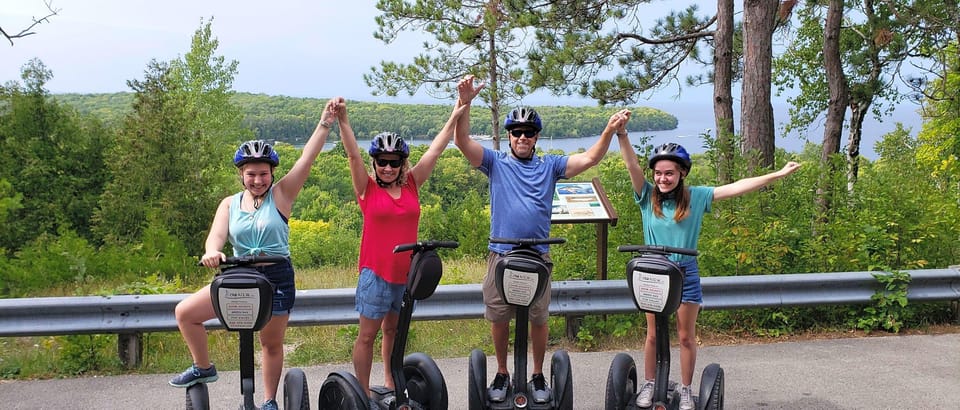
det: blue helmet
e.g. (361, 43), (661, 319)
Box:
(648, 143), (691, 171)
(504, 106), (542, 131)
(368, 132), (409, 158)
(234, 140), (279, 167)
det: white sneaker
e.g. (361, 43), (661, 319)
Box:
(635, 380), (654, 408)
(679, 384), (694, 410)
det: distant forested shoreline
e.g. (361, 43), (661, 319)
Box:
(53, 92), (677, 145)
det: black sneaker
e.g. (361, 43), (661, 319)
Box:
(168, 363), (218, 388)
(260, 399), (279, 410)
(487, 372), (511, 402)
(528, 373), (551, 404)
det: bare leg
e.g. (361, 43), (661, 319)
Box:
(676, 302), (700, 386)
(380, 311), (400, 390)
(174, 285), (216, 368)
(491, 321), (511, 374)
(642, 312), (657, 380)
(530, 323), (549, 374)
(354, 315), (384, 397)
(259, 313), (290, 401)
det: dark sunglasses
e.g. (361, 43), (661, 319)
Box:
(510, 129), (538, 138)
(375, 157), (404, 168)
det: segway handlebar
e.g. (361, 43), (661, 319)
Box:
(393, 240), (460, 254)
(489, 237), (566, 246)
(617, 244), (699, 257)
(196, 255), (291, 267)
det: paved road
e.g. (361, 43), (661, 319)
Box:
(1, 333), (957, 409)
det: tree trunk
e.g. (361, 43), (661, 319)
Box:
(846, 99), (868, 193)
(488, 25), (502, 151)
(714, 0), (736, 184)
(740, 0), (779, 170)
(817, 0), (849, 219)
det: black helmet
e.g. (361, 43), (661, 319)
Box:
(504, 106), (543, 131)
(234, 140), (279, 167)
(648, 143), (691, 171)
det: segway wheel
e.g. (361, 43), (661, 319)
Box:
(550, 349), (574, 410)
(698, 363), (724, 410)
(185, 383), (209, 410)
(318, 372), (367, 410)
(283, 368), (310, 410)
(403, 352), (449, 409)
(604, 353), (637, 410)
(468, 348), (487, 410)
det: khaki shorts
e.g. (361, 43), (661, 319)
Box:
(482, 252), (553, 325)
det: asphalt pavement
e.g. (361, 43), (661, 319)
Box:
(1, 333), (957, 409)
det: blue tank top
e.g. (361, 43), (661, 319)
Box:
(479, 148), (569, 254)
(228, 187), (290, 256)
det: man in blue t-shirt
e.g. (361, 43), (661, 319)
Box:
(453, 75), (631, 404)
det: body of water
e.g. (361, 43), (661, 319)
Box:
(327, 101), (924, 160)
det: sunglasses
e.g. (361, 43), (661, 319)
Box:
(375, 157), (404, 168)
(510, 129), (538, 138)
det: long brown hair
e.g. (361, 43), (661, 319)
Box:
(651, 180), (691, 222)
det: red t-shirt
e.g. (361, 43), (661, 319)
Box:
(357, 175), (421, 284)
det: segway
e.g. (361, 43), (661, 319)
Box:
(317, 240), (459, 410)
(185, 255), (310, 410)
(604, 245), (724, 410)
(468, 237), (573, 410)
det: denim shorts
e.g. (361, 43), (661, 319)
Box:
(355, 267), (405, 319)
(679, 258), (703, 304)
(252, 258), (296, 315)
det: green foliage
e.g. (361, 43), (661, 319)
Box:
(289, 219), (358, 268)
(0, 59), (108, 252)
(856, 270), (912, 333)
(58, 334), (121, 376)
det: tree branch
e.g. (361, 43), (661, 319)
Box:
(3, 0), (60, 46)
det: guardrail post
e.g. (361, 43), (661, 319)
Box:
(118, 331), (143, 369)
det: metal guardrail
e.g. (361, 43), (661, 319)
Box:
(2, 268), (959, 338)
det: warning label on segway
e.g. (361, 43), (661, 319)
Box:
(503, 268), (538, 307)
(218, 288), (262, 329)
(633, 270), (668, 313)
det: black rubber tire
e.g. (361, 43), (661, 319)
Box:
(403, 352), (449, 409)
(185, 383), (209, 410)
(698, 363), (724, 410)
(604, 353), (637, 410)
(468, 348), (487, 410)
(551, 349), (574, 410)
(283, 368), (310, 410)
(318, 372), (367, 410)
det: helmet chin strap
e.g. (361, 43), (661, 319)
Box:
(375, 170), (402, 188)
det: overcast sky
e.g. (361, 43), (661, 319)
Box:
(2, 0), (732, 105)
(2, 0), (923, 158)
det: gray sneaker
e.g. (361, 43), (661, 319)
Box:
(528, 373), (551, 404)
(635, 380), (654, 408)
(679, 384), (694, 410)
(487, 372), (510, 402)
(169, 363), (218, 388)
(260, 399), (279, 410)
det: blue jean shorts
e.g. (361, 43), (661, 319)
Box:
(355, 267), (405, 319)
(679, 258), (703, 304)
(251, 258), (296, 315)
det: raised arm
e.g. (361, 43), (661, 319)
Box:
(713, 161), (802, 201)
(453, 75), (486, 167)
(615, 112), (646, 194)
(334, 99), (372, 200)
(409, 102), (470, 185)
(566, 109), (630, 178)
(273, 97), (337, 215)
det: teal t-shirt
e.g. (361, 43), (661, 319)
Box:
(635, 182), (714, 262)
